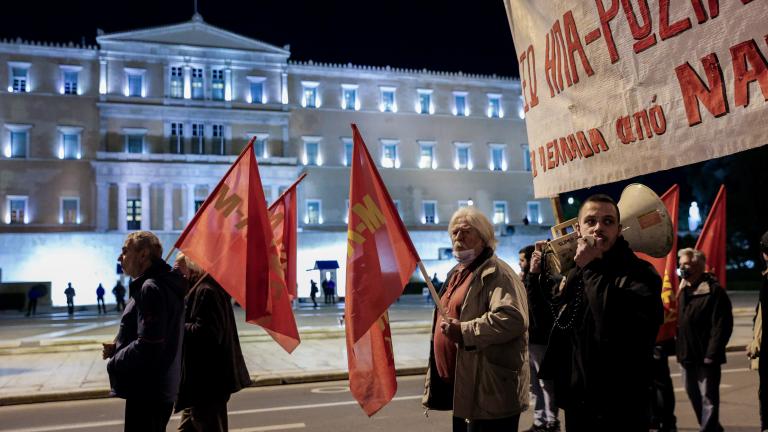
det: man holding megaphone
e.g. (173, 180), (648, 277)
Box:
(529, 193), (664, 432)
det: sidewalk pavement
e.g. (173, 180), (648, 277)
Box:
(0, 295), (759, 406)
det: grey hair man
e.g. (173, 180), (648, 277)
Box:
(423, 206), (530, 432)
(676, 248), (733, 432)
(104, 231), (187, 432)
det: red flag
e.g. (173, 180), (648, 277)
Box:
(175, 138), (300, 353)
(695, 185), (727, 288)
(345, 124), (420, 416)
(268, 173), (306, 300)
(636, 185), (680, 342)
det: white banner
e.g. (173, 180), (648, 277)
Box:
(504, 0), (768, 198)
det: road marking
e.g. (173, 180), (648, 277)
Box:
(229, 395), (421, 416)
(0, 420), (123, 432)
(670, 368), (749, 378)
(20, 319), (120, 341)
(674, 384), (732, 392)
(231, 424), (306, 432)
(310, 386), (349, 394)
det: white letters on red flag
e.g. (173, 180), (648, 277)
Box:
(175, 138), (299, 353)
(504, 1), (768, 197)
(695, 185), (727, 288)
(345, 124), (421, 416)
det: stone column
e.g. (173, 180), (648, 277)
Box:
(183, 65), (191, 99)
(99, 58), (107, 97)
(163, 183), (173, 232)
(117, 182), (127, 232)
(186, 184), (196, 223)
(224, 68), (232, 102)
(96, 182), (108, 231)
(140, 183), (150, 230)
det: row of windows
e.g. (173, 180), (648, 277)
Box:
(6, 62), (513, 118)
(302, 138), (532, 172)
(304, 199), (542, 226)
(2, 125), (82, 159)
(3, 196), (80, 225)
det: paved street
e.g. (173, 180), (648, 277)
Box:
(0, 352), (761, 431)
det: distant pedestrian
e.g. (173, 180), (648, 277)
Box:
(310, 280), (319, 308)
(173, 253), (251, 432)
(96, 283), (106, 314)
(64, 282), (76, 315)
(677, 248), (733, 432)
(113, 281), (126, 312)
(25, 285), (43, 316)
(327, 279), (336, 304)
(749, 229), (768, 431)
(322, 279), (330, 304)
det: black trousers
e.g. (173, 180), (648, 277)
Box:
(452, 415), (520, 432)
(760, 362), (768, 430)
(650, 350), (677, 430)
(124, 398), (173, 432)
(178, 399), (229, 432)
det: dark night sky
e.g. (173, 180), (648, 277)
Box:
(0, 0), (520, 77)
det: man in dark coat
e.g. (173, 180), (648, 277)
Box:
(754, 230), (768, 430)
(173, 253), (251, 432)
(676, 248), (733, 432)
(113, 281), (126, 312)
(535, 194), (663, 431)
(64, 282), (76, 315)
(103, 231), (186, 432)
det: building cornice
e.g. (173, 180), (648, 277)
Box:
(96, 101), (290, 125)
(0, 39), (97, 60)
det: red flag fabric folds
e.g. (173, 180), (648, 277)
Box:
(345, 124), (420, 416)
(695, 185), (727, 288)
(636, 185), (680, 342)
(268, 173), (305, 300)
(175, 138), (299, 353)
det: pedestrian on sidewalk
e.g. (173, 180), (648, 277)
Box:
(96, 283), (106, 314)
(310, 280), (318, 308)
(104, 231), (186, 432)
(327, 279), (336, 304)
(173, 253), (251, 432)
(64, 282), (76, 315)
(676, 248), (733, 432)
(322, 279), (330, 304)
(113, 281), (126, 312)
(748, 230), (768, 431)
(423, 207), (529, 431)
(25, 284), (43, 316)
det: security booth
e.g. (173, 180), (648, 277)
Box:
(309, 260), (340, 303)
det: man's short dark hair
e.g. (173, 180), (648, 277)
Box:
(578, 193), (621, 221)
(519, 245), (535, 261)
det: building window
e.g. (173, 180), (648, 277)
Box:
(493, 201), (508, 225)
(170, 122), (184, 154)
(9, 64), (29, 93)
(194, 199), (205, 213)
(123, 129), (146, 154)
(126, 198), (141, 230)
(305, 199), (322, 224)
(60, 197), (80, 224)
(422, 200), (438, 224)
(303, 138), (321, 166)
(302, 81), (320, 108)
(527, 201), (542, 225)
(454, 143), (472, 170)
(191, 68), (204, 99)
(211, 69), (225, 101)
(60, 66), (81, 95)
(254, 134), (268, 158)
(125, 69), (145, 98)
(4, 125), (30, 158)
(521, 144), (531, 171)
(343, 138), (353, 166)
(416, 89), (433, 114)
(189, 123), (204, 154)
(211, 124), (225, 155)
(453, 92), (469, 116)
(341, 84), (359, 111)
(380, 140), (399, 168)
(248, 77), (266, 104)
(487, 94), (503, 118)
(6, 196), (28, 224)
(489, 144), (507, 171)
(418, 141), (436, 169)
(379, 87), (397, 112)
(57, 126), (82, 160)
(170, 66), (183, 98)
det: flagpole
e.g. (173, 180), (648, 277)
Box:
(268, 172), (308, 210)
(164, 247), (177, 264)
(417, 261), (448, 320)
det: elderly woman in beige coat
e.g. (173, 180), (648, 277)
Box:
(423, 206), (530, 432)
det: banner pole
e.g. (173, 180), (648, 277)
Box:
(549, 195), (565, 235)
(164, 247), (177, 264)
(417, 261), (448, 321)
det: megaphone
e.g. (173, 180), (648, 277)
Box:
(543, 184), (673, 276)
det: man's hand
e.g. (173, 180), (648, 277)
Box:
(102, 343), (116, 360)
(530, 241), (547, 274)
(439, 318), (463, 344)
(703, 357), (714, 365)
(574, 236), (602, 268)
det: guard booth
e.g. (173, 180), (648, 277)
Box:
(309, 260), (340, 302)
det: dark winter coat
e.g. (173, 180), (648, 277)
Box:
(761, 271), (768, 371)
(107, 258), (187, 403)
(175, 276), (251, 411)
(524, 272), (555, 345)
(676, 273), (733, 365)
(538, 237), (663, 426)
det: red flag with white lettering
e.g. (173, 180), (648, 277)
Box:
(345, 124), (420, 416)
(175, 138), (299, 353)
(636, 185), (680, 342)
(268, 173), (306, 300)
(695, 185), (727, 288)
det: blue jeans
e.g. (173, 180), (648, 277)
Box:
(682, 364), (724, 432)
(530, 343), (558, 426)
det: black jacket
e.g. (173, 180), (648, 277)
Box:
(107, 258), (187, 403)
(538, 237), (663, 427)
(760, 271), (768, 371)
(524, 272), (555, 345)
(676, 273), (733, 365)
(175, 276), (251, 411)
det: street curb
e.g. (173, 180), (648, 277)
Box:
(0, 366), (428, 406)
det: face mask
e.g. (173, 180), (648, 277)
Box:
(678, 267), (691, 279)
(453, 249), (477, 265)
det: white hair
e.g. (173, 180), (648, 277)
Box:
(448, 207), (497, 250)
